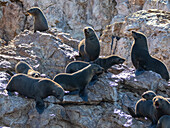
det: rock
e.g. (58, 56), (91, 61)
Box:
(100, 9), (170, 71)
(0, 30), (77, 78)
(0, 62), (169, 127)
(143, 0), (170, 12)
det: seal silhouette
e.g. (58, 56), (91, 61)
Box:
(77, 27), (100, 61)
(6, 74), (64, 114)
(53, 64), (104, 101)
(27, 7), (48, 32)
(131, 31), (169, 81)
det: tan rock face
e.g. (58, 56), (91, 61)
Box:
(0, 30), (77, 78)
(0, 0), (26, 41)
(100, 9), (170, 72)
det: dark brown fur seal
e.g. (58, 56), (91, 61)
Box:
(156, 115), (170, 128)
(153, 96), (170, 120)
(128, 98), (157, 124)
(131, 31), (169, 81)
(77, 27), (100, 61)
(6, 74), (64, 114)
(27, 7), (48, 33)
(92, 55), (125, 72)
(53, 64), (104, 101)
(66, 55), (125, 73)
(15, 61), (40, 77)
(141, 90), (156, 100)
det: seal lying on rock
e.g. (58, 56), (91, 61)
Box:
(6, 74), (64, 114)
(156, 115), (170, 128)
(53, 64), (104, 101)
(153, 96), (170, 120)
(66, 55), (125, 73)
(15, 61), (40, 77)
(131, 31), (169, 81)
(77, 27), (100, 61)
(27, 7), (48, 33)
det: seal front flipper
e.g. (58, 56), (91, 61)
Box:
(7, 91), (13, 96)
(79, 89), (88, 102)
(65, 90), (79, 95)
(35, 97), (45, 114)
(6, 70), (14, 76)
(135, 69), (145, 76)
(127, 107), (136, 118)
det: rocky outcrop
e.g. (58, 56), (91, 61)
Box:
(100, 9), (170, 72)
(0, 67), (169, 127)
(0, 29), (169, 127)
(0, 30), (77, 78)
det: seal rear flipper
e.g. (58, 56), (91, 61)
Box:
(79, 89), (88, 102)
(35, 98), (45, 114)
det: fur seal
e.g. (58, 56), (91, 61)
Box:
(66, 55), (125, 73)
(131, 31), (169, 81)
(128, 98), (157, 125)
(141, 90), (156, 100)
(6, 74), (64, 114)
(92, 55), (125, 72)
(77, 27), (100, 61)
(27, 7), (48, 33)
(53, 64), (104, 101)
(156, 115), (170, 128)
(15, 61), (40, 77)
(153, 96), (170, 120)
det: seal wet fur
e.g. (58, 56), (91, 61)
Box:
(131, 31), (169, 81)
(53, 64), (104, 101)
(6, 74), (64, 114)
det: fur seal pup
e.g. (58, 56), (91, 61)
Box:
(156, 115), (170, 128)
(15, 61), (40, 77)
(131, 31), (169, 81)
(128, 98), (157, 125)
(27, 7), (48, 33)
(78, 27), (100, 61)
(66, 55), (125, 73)
(6, 74), (64, 114)
(153, 96), (170, 120)
(141, 90), (156, 100)
(53, 64), (104, 101)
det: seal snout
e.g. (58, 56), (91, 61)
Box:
(155, 100), (160, 108)
(119, 58), (125, 64)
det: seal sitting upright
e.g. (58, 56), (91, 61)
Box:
(27, 7), (48, 33)
(131, 31), (169, 81)
(53, 64), (104, 101)
(6, 74), (64, 114)
(77, 27), (100, 61)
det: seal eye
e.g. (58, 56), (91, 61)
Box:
(52, 90), (55, 93)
